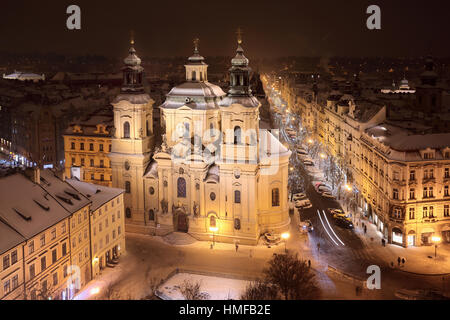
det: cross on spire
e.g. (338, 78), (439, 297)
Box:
(236, 27), (243, 44)
(130, 30), (135, 45)
(193, 38), (200, 52)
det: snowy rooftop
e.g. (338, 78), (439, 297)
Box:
(0, 173), (72, 240)
(0, 220), (25, 255)
(366, 123), (450, 155)
(66, 179), (124, 212)
(39, 170), (91, 214)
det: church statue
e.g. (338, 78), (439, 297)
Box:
(193, 202), (199, 217)
(160, 199), (168, 214)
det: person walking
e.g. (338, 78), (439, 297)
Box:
(397, 256), (401, 267)
(308, 260), (311, 268)
(235, 243), (239, 252)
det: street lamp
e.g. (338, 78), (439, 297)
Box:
(281, 232), (290, 253)
(209, 226), (218, 247)
(307, 139), (313, 144)
(432, 236), (441, 258)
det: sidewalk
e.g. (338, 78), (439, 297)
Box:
(353, 214), (450, 275)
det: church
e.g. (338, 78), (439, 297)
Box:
(108, 35), (291, 245)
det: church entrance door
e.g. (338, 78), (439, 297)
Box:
(177, 213), (188, 232)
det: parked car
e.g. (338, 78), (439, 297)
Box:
(295, 199), (312, 209)
(293, 192), (307, 201)
(321, 191), (336, 199)
(296, 148), (308, 155)
(329, 208), (352, 221)
(264, 232), (280, 242)
(334, 216), (354, 229)
(317, 185), (331, 193)
(303, 160), (314, 166)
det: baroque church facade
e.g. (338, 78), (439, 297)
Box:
(109, 37), (291, 245)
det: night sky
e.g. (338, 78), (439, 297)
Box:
(1, 0), (449, 58)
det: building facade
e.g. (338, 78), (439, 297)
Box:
(109, 39), (291, 245)
(287, 58), (450, 247)
(64, 108), (113, 186)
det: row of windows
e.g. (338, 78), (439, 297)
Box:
(407, 205), (450, 219)
(29, 242), (68, 280)
(173, 178), (280, 207)
(93, 213), (119, 235)
(70, 142), (110, 152)
(395, 185), (450, 200)
(72, 158), (109, 168)
(2, 250), (18, 271)
(93, 227), (122, 254)
(3, 274), (19, 296)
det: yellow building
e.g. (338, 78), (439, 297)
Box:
(64, 107), (113, 187)
(66, 179), (125, 278)
(0, 222), (25, 300)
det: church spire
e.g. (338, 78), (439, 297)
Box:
(121, 36), (144, 93)
(228, 28), (251, 96)
(185, 37), (208, 82)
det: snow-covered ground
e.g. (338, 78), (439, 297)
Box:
(158, 272), (250, 300)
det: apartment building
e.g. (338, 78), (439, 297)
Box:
(0, 168), (126, 300)
(64, 107), (113, 187)
(66, 179), (125, 278)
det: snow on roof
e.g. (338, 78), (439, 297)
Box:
(166, 81), (225, 99)
(66, 179), (124, 212)
(39, 170), (91, 214)
(219, 95), (260, 108)
(204, 164), (219, 182)
(366, 123), (450, 156)
(0, 173), (72, 240)
(0, 220), (25, 255)
(144, 161), (158, 178)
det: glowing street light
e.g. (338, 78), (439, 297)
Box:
(307, 139), (313, 144)
(209, 226), (218, 247)
(320, 153), (326, 159)
(345, 184), (352, 192)
(90, 287), (100, 295)
(281, 232), (290, 253)
(432, 236), (441, 258)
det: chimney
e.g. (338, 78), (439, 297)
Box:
(55, 169), (66, 182)
(25, 167), (40, 184)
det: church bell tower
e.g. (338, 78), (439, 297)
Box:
(109, 38), (155, 227)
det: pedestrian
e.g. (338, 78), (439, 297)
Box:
(308, 260), (311, 268)
(235, 243), (239, 252)
(402, 257), (406, 265)
(397, 256), (401, 266)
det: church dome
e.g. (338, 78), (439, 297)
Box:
(124, 46), (142, 67)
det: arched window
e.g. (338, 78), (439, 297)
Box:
(272, 188), (280, 207)
(234, 190), (241, 203)
(148, 209), (155, 221)
(146, 120), (150, 136)
(123, 121), (130, 138)
(177, 177), (186, 198)
(210, 215), (216, 228)
(234, 126), (241, 145)
(192, 71), (196, 81)
(125, 181), (131, 193)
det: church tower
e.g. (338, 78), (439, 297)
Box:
(109, 39), (155, 228)
(415, 55), (443, 113)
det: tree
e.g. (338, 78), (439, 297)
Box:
(179, 279), (209, 300)
(263, 251), (320, 300)
(240, 280), (281, 300)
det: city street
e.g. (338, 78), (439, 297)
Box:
(264, 79), (450, 298)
